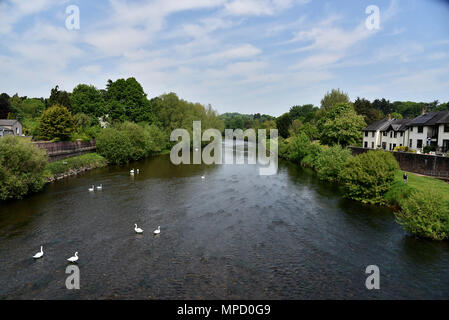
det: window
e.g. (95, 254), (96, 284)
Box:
(389, 143), (392, 150)
(400, 132), (403, 137)
(443, 140), (449, 152)
(390, 132), (393, 138)
(371, 142), (374, 149)
(394, 132), (397, 138)
(418, 126), (423, 133)
(364, 131), (368, 137)
(409, 139), (413, 148)
(400, 144), (403, 147)
(382, 142), (387, 150)
(383, 132), (387, 136)
(16, 127), (18, 135)
(410, 126), (413, 132)
(417, 139), (423, 148)
(364, 141), (368, 148)
(393, 144), (396, 150)
(444, 125), (449, 133)
(372, 132), (375, 138)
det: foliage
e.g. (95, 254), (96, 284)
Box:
(46, 85), (71, 110)
(276, 112), (291, 138)
(301, 143), (322, 168)
(220, 112), (275, 131)
(320, 89), (350, 111)
(318, 103), (366, 147)
(0, 93), (11, 119)
(339, 150), (399, 204)
(353, 97), (384, 125)
(289, 104), (318, 123)
(285, 132), (311, 163)
(395, 191), (449, 240)
(315, 145), (352, 182)
(46, 153), (107, 176)
(423, 145), (437, 153)
(70, 84), (106, 117)
(96, 127), (133, 164)
(394, 146), (409, 152)
(0, 136), (48, 200)
(39, 105), (75, 141)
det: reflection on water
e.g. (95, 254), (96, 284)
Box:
(1, 142), (449, 299)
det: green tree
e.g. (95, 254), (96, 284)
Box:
(286, 132), (311, 163)
(0, 136), (48, 200)
(391, 112), (403, 119)
(276, 112), (291, 138)
(70, 84), (106, 117)
(39, 105), (75, 141)
(395, 191), (449, 240)
(339, 150), (399, 204)
(315, 145), (352, 182)
(96, 127), (132, 164)
(0, 93), (11, 119)
(318, 103), (366, 146)
(47, 85), (72, 110)
(320, 89), (350, 111)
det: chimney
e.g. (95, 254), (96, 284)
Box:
(421, 108), (426, 115)
(388, 113), (391, 120)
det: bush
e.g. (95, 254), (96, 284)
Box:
(339, 150), (399, 204)
(39, 105), (74, 141)
(0, 136), (48, 200)
(301, 143), (323, 168)
(423, 145), (437, 153)
(315, 145), (352, 182)
(286, 132), (311, 163)
(395, 191), (449, 240)
(394, 146), (408, 152)
(119, 122), (151, 161)
(145, 124), (168, 153)
(96, 127), (132, 164)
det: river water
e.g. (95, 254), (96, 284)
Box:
(1, 141), (449, 299)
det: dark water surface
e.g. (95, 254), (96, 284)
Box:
(1, 142), (449, 299)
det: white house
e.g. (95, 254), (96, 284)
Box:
(362, 110), (449, 153)
(0, 120), (23, 137)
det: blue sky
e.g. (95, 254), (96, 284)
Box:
(0, 0), (448, 116)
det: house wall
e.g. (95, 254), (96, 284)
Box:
(380, 130), (407, 150)
(408, 125), (429, 151)
(438, 124), (449, 148)
(362, 131), (379, 149)
(0, 122), (23, 136)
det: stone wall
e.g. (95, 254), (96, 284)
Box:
(349, 147), (449, 178)
(33, 140), (96, 162)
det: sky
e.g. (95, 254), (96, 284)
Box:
(0, 0), (449, 116)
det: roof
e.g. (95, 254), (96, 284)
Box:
(435, 110), (449, 124)
(386, 119), (413, 132)
(363, 118), (392, 131)
(0, 119), (18, 126)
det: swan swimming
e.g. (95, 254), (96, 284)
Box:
(96, 184), (102, 190)
(134, 224), (143, 234)
(88, 185), (94, 192)
(154, 226), (161, 235)
(201, 175), (205, 179)
(33, 246), (44, 259)
(67, 252), (79, 263)
(130, 169), (135, 174)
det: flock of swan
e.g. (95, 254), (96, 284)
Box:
(33, 224), (161, 262)
(32, 167), (205, 262)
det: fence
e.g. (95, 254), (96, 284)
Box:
(33, 139), (96, 162)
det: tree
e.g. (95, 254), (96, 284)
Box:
(354, 97), (384, 125)
(289, 104), (318, 123)
(0, 93), (11, 119)
(318, 103), (366, 147)
(47, 85), (72, 110)
(320, 89), (350, 110)
(372, 98), (391, 115)
(0, 136), (48, 200)
(70, 84), (106, 117)
(339, 150), (399, 204)
(39, 105), (75, 141)
(391, 112), (403, 119)
(96, 127), (132, 164)
(276, 112), (291, 138)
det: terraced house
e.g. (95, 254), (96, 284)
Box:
(362, 110), (449, 153)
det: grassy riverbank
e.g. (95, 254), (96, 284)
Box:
(45, 153), (107, 180)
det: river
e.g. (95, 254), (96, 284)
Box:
(1, 141), (449, 299)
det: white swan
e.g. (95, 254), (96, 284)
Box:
(201, 175), (205, 179)
(67, 252), (79, 263)
(33, 246), (44, 259)
(134, 223), (143, 234)
(194, 147), (199, 152)
(88, 185), (94, 192)
(130, 169), (135, 174)
(136, 169), (140, 174)
(154, 226), (161, 235)
(96, 184), (102, 190)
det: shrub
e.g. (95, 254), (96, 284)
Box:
(0, 136), (48, 200)
(39, 104), (74, 141)
(339, 150), (399, 204)
(394, 146), (408, 152)
(395, 191), (449, 240)
(145, 124), (167, 153)
(96, 127), (132, 164)
(423, 145), (437, 153)
(315, 145), (352, 182)
(286, 132), (311, 163)
(301, 143), (323, 169)
(119, 122), (151, 161)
